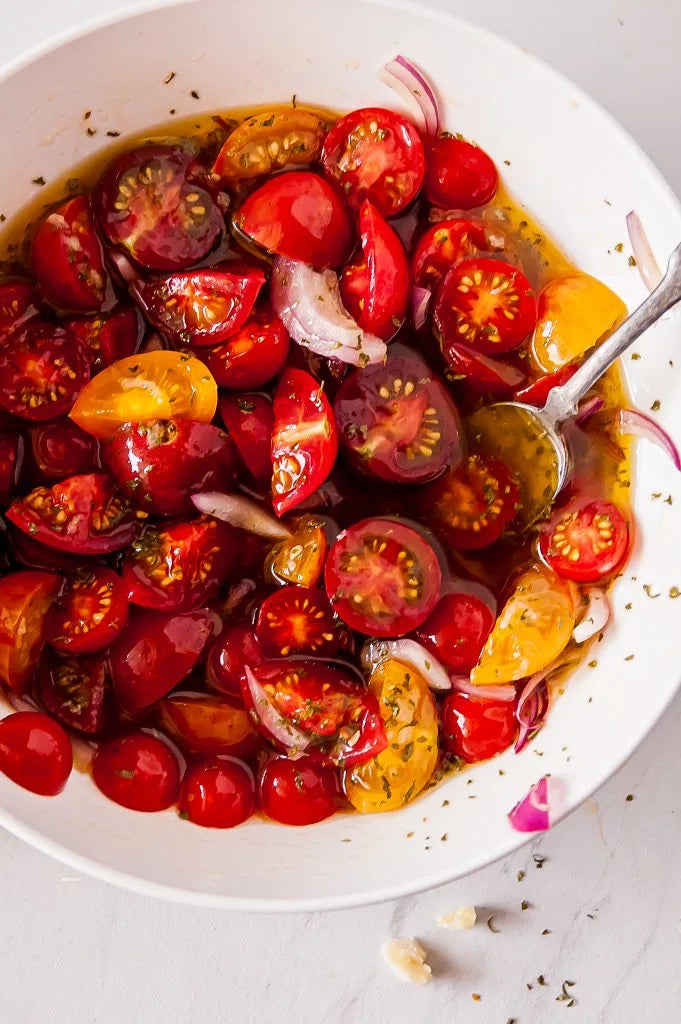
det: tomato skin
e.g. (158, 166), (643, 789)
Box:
(442, 343), (526, 394)
(65, 307), (140, 372)
(255, 585), (350, 658)
(160, 693), (259, 758)
(32, 196), (109, 312)
(92, 731), (181, 811)
(0, 281), (37, 341)
(339, 200), (409, 341)
(0, 320), (90, 422)
(46, 566), (128, 655)
(0, 431), (24, 503)
(37, 651), (111, 735)
(0, 712), (73, 796)
(514, 364), (579, 406)
(421, 454), (519, 550)
(259, 755), (339, 825)
(206, 622), (263, 700)
(414, 591), (495, 673)
(538, 499), (630, 584)
(27, 419), (99, 482)
(412, 219), (487, 289)
(423, 136), (498, 209)
(212, 109), (327, 180)
(0, 571), (61, 692)
(6, 525), (96, 574)
(201, 306), (289, 389)
(441, 691), (517, 763)
(234, 171), (353, 269)
(178, 756), (254, 828)
(265, 515), (328, 588)
(530, 273), (626, 373)
(219, 392), (273, 484)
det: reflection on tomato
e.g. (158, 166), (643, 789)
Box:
(259, 755), (340, 825)
(443, 342), (526, 393)
(0, 571), (61, 692)
(441, 691), (517, 763)
(514, 363), (579, 407)
(421, 453), (519, 550)
(415, 590), (495, 673)
(46, 566), (128, 655)
(202, 306), (289, 389)
(538, 499), (630, 583)
(27, 419), (99, 482)
(178, 757), (255, 828)
(0, 712), (72, 795)
(92, 731), (180, 811)
(0, 320), (90, 422)
(0, 432), (24, 503)
(219, 392), (274, 484)
(423, 136), (498, 209)
(212, 109), (327, 179)
(206, 622), (263, 700)
(412, 219), (486, 289)
(255, 585), (349, 657)
(0, 280), (36, 340)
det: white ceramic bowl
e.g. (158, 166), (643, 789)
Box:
(1, 0), (680, 912)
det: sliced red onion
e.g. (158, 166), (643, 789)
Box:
(140, 331), (166, 354)
(244, 666), (310, 755)
(4, 692), (40, 714)
(381, 55), (440, 136)
(449, 675), (516, 702)
(626, 210), (663, 292)
(573, 587), (611, 644)
(110, 250), (139, 284)
(360, 638), (451, 691)
(575, 395), (604, 425)
(411, 286), (431, 329)
(619, 408), (681, 472)
(508, 776), (551, 832)
(271, 256), (386, 367)
(515, 676), (549, 753)
(191, 492), (292, 539)
(223, 577), (258, 615)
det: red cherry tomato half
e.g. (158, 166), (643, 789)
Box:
(178, 757), (255, 828)
(434, 258), (536, 354)
(0, 320), (90, 422)
(0, 571), (61, 692)
(443, 342), (526, 394)
(334, 342), (464, 484)
(538, 499), (630, 583)
(422, 453), (519, 550)
(423, 136), (498, 209)
(234, 171), (353, 269)
(0, 431), (24, 503)
(32, 196), (109, 312)
(159, 693), (259, 758)
(92, 731), (181, 811)
(271, 368), (338, 516)
(0, 711), (73, 795)
(0, 280), (37, 340)
(37, 650), (111, 735)
(219, 392), (273, 484)
(206, 622), (263, 700)
(95, 145), (223, 270)
(65, 306), (140, 372)
(441, 691), (517, 763)
(259, 754), (339, 825)
(201, 306), (289, 389)
(325, 518), (442, 636)
(6, 525), (96, 574)
(412, 219), (487, 290)
(514, 364), (580, 406)
(339, 199), (409, 341)
(7, 473), (139, 555)
(46, 566), (128, 655)
(414, 591), (495, 673)
(255, 585), (350, 658)
(321, 107), (425, 217)
(27, 419), (99, 482)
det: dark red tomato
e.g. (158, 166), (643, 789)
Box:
(0, 431), (24, 503)
(255, 586), (350, 657)
(178, 757), (254, 828)
(0, 571), (61, 692)
(219, 393), (273, 484)
(325, 518), (441, 636)
(443, 342), (526, 393)
(339, 199), (409, 341)
(159, 694), (258, 757)
(65, 306), (140, 372)
(206, 622), (263, 700)
(109, 607), (219, 714)
(7, 474), (139, 555)
(334, 342), (463, 484)
(28, 419), (99, 482)
(122, 517), (238, 613)
(441, 691), (517, 763)
(412, 219), (486, 289)
(0, 281), (37, 340)
(92, 731), (180, 811)
(259, 755), (339, 825)
(538, 499), (630, 583)
(0, 712), (72, 795)
(271, 368), (338, 516)
(94, 145), (223, 270)
(6, 525), (95, 574)
(32, 196), (109, 312)
(133, 266), (265, 347)
(202, 306), (289, 389)
(415, 591), (495, 673)
(514, 364), (580, 406)
(423, 136), (498, 209)
(37, 650), (110, 735)
(102, 419), (239, 517)
(0, 320), (90, 421)
(46, 567), (128, 655)
(234, 171), (353, 269)
(321, 107), (425, 217)
(422, 454), (519, 550)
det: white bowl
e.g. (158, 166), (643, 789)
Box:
(1, 0), (680, 912)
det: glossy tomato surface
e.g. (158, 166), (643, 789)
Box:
(255, 585), (350, 657)
(0, 571), (61, 692)
(46, 566), (128, 655)
(424, 136), (498, 209)
(259, 755), (339, 825)
(212, 109), (327, 179)
(412, 219), (486, 289)
(441, 691), (517, 763)
(201, 306), (289, 389)
(206, 622), (263, 700)
(65, 307), (140, 372)
(538, 499), (630, 583)
(219, 392), (273, 483)
(415, 590), (495, 673)
(422, 454), (519, 550)
(27, 419), (99, 482)
(37, 650), (111, 735)
(0, 280), (36, 340)
(32, 196), (109, 312)
(178, 757), (255, 828)
(159, 693), (258, 757)
(92, 731), (180, 811)
(340, 200), (409, 340)
(0, 711), (72, 796)
(443, 342), (526, 393)
(0, 320), (90, 422)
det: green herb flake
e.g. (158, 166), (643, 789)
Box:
(626, 793), (634, 801)
(31, 176), (46, 186)
(650, 399), (661, 412)
(614, 242), (624, 253)
(521, 899), (530, 911)
(190, 89), (200, 100)
(643, 584), (660, 598)
(517, 870), (525, 882)
(587, 659), (598, 668)
(628, 255), (637, 266)
(164, 71), (176, 84)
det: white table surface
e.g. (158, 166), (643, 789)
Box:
(1, 1), (680, 1021)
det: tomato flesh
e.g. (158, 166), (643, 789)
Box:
(219, 392), (273, 484)
(255, 585), (350, 657)
(412, 219), (486, 289)
(27, 419), (99, 482)
(422, 453), (519, 550)
(0, 571), (61, 692)
(415, 590), (495, 673)
(159, 693), (258, 757)
(538, 499), (630, 583)
(441, 691), (517, 763)
(0, 711), (72, 796)
(37, 651), (110, 735)
(178, 757), (255, 827)
(32, 196), (109, 312)
(424, 136), (498, 209)
(65, 306), (140, 372)
(0, 281), (36, 340)
(0, 431), (24, 503)
(259, 755), (339, 825)
(0, 320), (90, 422)
(443, 342), (526, 393)
(202, 306), (289, 389)
(514, 364), (579, 406)
(92, 731), (180, 811)
(46, 567), (128, 655)
(212, 108), (327, 179)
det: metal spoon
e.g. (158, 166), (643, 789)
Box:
(468, 240), (681, 525)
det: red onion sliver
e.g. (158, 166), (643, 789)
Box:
(411, 286), (431, 330)
(449, 675), (516, 702)
(111, 250), (139, 284)
(381, 55), (440, 136)
(514, 682), (548, 754)
(508, 776), (551, 833)
(575, 395), (604, 425)
(191, 492), (292, 539)
(244, 666), (310, 755)
(360, 638), (451, 691)
(140, 331), (166, 354)
(626, 210), (663, 292)
(619, 408), (681, 472)
(572, 587), (611, 644)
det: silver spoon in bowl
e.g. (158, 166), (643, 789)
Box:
(467, 240), (681, 526)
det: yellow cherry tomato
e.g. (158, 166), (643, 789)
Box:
(264, 515), (329, 587)
(471, 563), (575, 685)
(211, 109), (328, 180)
(344, 657), (438, 813)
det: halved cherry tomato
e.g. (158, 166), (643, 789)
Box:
(0, 432), (24, 503)
(441, 691), (517, 763)
(264, 515), (328, 587)
(412, 219), (486, 289)
(65, 306), (140, 372)
(46, 567), (128, 654)
(6, 526), (96, 574)
(434, 258), (536, 354)
(0, 712), (72, 796)
(0, 280), (37, 340)
(206, 622), (263, 700)
(255, 586), (350, 657)
(202, 306), (289, 389)
(0, 320), (90, 422)
(178, 756), (255, 828)
(234, 171), (353, 269)
(259, 754), (339, 825)
(339, 199), (409, 341)
(212, 108), (327, 179)
(92, 731), (180, 811)
(27, 419), (99, 482)
(334, 342), (463, 484)
(122, 516), (238, 613)
(95, 145), (223, 270)
(415, 590), (495, 673)
(325, 518), (441, 636)
(0, 571), (61, 691)
(514, 364), (579, 406)
(538, 499), (630, 583)
(32, 196), (109, 312)
(271, 368), (338, 516)
(423, 136), (498, 209)
(102, 419), (239, 517)
(321, 107), (425, 216)
(219, 392), (273, 484)
(159, 693), (258, 757)
(421, 453), (519, 550)
(443, 342), (526, 393)
(69, 351), (218, 440)
(7, 474), (139, 555)
(37, 650), (111, 734)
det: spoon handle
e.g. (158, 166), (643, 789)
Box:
(541, 240), (681, 427)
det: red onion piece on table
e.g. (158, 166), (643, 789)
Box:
(508, 775), (551, 832)
(626, 210), (663, 292)
(380, 55), (440, 136)
(619, 408), (681, 472)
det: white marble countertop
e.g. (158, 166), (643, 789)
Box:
(1, 1), (680, 1021)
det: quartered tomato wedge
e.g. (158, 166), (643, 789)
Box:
(37, 650), (111, 735)
(339, 199), (409, 341)
(178, 757), (255, 828)
(325, 518), (441, 636)
(27, 419), (99, 482)
(202, 306), (289, 389)
(321, 107), (425, 216)
(538, 499), (630, 583)
(423, 136), (498, 209)
(255, 585), (350, 657)
(69, 351), (218, 440)
(264, 514), (329, 587)
(441, 691), (517, 763)
(206, 622), (264, 700)
(0, 571), (61, 692)
(412, 219), (486, 289)
(212, 108), (327, 179)
(514, 363), (579, 406)
(0, 712), (72, 796)
(219, 392), (273, 484)
(271, 368), (338, 516)
(6, 525), (97, 574)
(95, 144), (223, 270)
(92, 732), (181, 811)
(46, 567), (128, 654)
(415, 589), (495, 673)
(421, 453), (519, 550)
(0, 280), (37, 340)
(334, 342), (463, 484)
(0, 320), (90, 422)
(0, 432), (24, 503)
(259, 755), (340, 825)
(32, 196), (109, 312)
(65, 306), (140, 372)
(159, 693), (259, 757)
(443, 342), (526, 393)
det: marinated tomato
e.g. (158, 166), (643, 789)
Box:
(0, 320), (90, 422)
(32, 196), (109, 312)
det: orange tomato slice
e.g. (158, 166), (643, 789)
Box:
(530, 273), (626, 373)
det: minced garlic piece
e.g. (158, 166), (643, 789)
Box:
(381, 938), (432, 985)
(436, 905), (477, 930)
